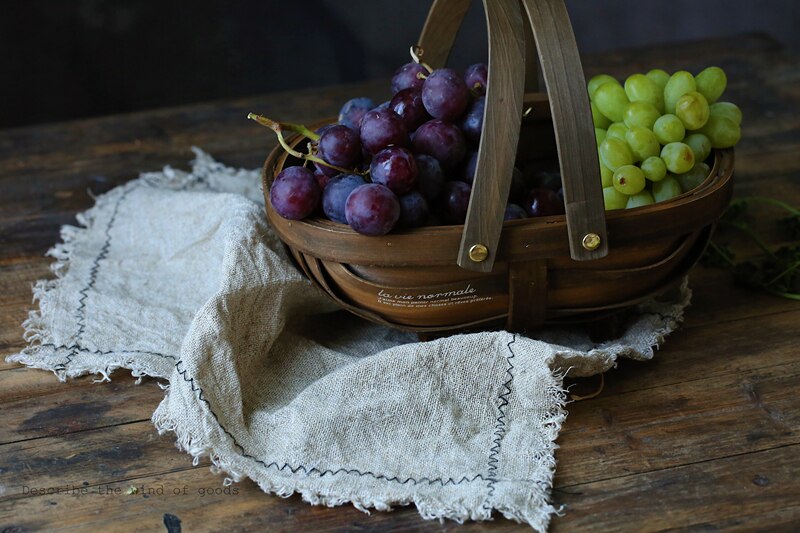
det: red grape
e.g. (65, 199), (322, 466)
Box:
(412, 119), (466, 170)
(370, 147), (418, 195)
(392, 62), (428, 94)
(504, 203), (528, 220)
(398, 191), (430, 228)
(464, 63), (488, 95)
(270, 166), (321, 220)
(359, 108), (409, 154)
(338, 97), (375, 130)
(413, 154), (445, 201)
(422, 68), (470, 121)
(459, 96), (485, 144)
(345, 184), (401, 235)
(390, 88), (431, 132)
(322, 174), (366, 223)
(318, 124), (362, 169)
(439, 181), (472, 225)
(525, 187), (565, 217)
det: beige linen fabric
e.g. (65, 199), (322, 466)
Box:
(9, 150), (689, 531)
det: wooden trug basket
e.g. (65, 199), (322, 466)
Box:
(261, 0), (734, 335)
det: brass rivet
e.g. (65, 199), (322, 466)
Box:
(582, 233), (601, 251)
(469, 244), (489, 263)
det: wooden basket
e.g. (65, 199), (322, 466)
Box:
(260, 0), (734, 334)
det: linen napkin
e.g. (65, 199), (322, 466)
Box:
(9, 149), (690, 531)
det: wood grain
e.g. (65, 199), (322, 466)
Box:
(1, 32), (799, 532)
(521, 0), (608, 261)
(457, 0), (526, 272)
(417, 0), (473, 69)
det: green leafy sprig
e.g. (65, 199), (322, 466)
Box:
(703, 197), (800, 300)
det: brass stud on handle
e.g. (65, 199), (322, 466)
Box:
(582, 233), (601, 251)
(469, 244), (489, 263)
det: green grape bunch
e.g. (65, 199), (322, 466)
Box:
(587, 66), (742, 212)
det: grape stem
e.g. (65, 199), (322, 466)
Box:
(410, 45), (434, 74)
(247, 112), (368, 177)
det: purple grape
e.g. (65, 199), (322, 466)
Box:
(322, 174), (366, 223)
(391, 62), (428, 94)
(509, 167), (526, 203)
(421, 68), (470, 121)
(359, 108), (409, 154)
(460, 96), (485, 144)
(412, 119), (466, 170)
(464, 63), (488, 95)
(504, 203), (527, 221)
(316, 124), (335, 137)
(345, 184), (401, 235)
(370, 147), (418, 195)
(398, 191), (429, 229)
(525, 187), (565, 217)
(413, 154), (445, 201)
(527, 169), (563, 192)
(338, 97), (375, 130)
(439, 181), (472, 225)
(390, 88), (431, 132)
(463, 151), (478, 184)
(314, 169), (335, 190)
(270, 166), (321, 220)
(318, 124), (362, 169)
(375, 101), (391, 111)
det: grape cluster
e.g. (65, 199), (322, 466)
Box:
(270, 58), (566, 235)
(591, 66), (743, 210)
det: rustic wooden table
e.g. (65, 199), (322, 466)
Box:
(1, 34), (798, 532)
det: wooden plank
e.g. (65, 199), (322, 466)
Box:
(550, 444), (800, 532)
(0, 421), (207, 505)
(557, 360), (800, 486)
(0, 371), (163, 445)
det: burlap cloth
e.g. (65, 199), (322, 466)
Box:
(8, 150), (690, 531)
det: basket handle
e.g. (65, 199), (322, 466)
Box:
(418, 0), (608, 272)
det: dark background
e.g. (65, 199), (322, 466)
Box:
(2, 0), (797, 129)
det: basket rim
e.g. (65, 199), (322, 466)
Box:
(261, 96), (734, 267)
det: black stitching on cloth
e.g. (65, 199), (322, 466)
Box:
(43, 343), (177, 361)
(56, 186), (137, 371)
(482, 334), (517, 510)
(174, 359), (495, 487)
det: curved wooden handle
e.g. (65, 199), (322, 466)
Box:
(456, 0), (526, 272)
(520, 0), (608, 260)
(417, 0), (472, 69)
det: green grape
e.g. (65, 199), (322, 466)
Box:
(698, 115), (741, 148)
(593, 82), (630, 122)
(625, 126), (660, 161)
(661, 142), (695, 173)
(653, 114), (686, 144)
(600, 162), (614, 187)
(606, 122), (629, 141)
(684, 133), (712, 162)
(603, 186), (628, 211)
(675, 91), (710, 130)
(613, 165), (646, 195)
(599, 137), (634, 171)
(591, 101), (612, 129)
(675, 162), (711, 193)
(709, 102), (743, 126)
(623, 101), (661, 130)
(588, 74), (620, 99)
(694, 66), (727, 104)
(646, 69), (670, 90)
(652, 176), (683, 203)
(641, 156), (667, 182)
(626, 190), (655, 209)
(595, 127), (607, 147)
(624, 74), (665, 112)
(664, 71), (696, 114)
